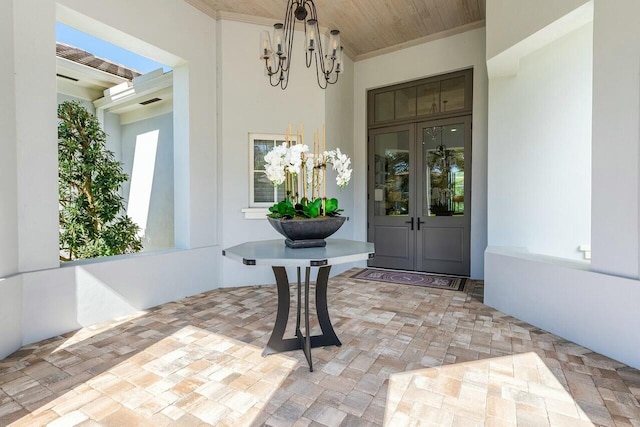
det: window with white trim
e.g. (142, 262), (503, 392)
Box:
(249, 133), (297, 207)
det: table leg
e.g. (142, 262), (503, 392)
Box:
(263, 267), (297, 355)
(262, 265), (341, 371)
(304, 267), (313, 371)
(311, 266), (342, 348)
(295, 267), (301, 338)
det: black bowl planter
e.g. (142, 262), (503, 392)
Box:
(268, 216), (347, 248)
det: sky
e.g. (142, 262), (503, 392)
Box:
(56, 22), (171, 74)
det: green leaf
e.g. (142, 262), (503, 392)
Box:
(307, 204), (319, 218)
(325, 198), (339, 214)
(308, 198), (322, 218)
(267, 200), (295, 219)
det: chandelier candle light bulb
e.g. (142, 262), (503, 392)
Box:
(274, 23), (284, 55)
(306, 20), (317, 51)
(260, 31), (272, 59)
(329, 30), (340, 58)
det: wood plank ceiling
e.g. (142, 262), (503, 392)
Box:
(183, 0), (486, 60)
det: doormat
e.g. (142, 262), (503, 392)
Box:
(351, 268), (467, 291)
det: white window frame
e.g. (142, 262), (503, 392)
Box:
(248, 133), (297, 208)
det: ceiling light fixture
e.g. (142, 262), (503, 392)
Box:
(259, 0), (343, 90)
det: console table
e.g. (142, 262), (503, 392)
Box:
(223, 238), (374, 371)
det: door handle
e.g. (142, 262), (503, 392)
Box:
(405, 217), (414, 230)
(417, 217), (424, 230)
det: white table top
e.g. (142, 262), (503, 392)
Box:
(223, 239), (375, 267)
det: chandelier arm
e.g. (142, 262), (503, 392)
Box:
(264, 58), (276, 77)
(314, 51), (328, 89)
(324, 57), (335, 75)
(269, 71), (281, 87)
(306, 49), (313, 68)
(264, 58), (271, 76)
(326, 69), (339, 85)
(269, 73), (280, 87)
(282, 0), (295, 88)
(282, 0), (297, 73)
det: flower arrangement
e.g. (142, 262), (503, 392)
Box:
(264, 124), (352, 219)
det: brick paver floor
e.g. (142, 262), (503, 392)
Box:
(1, 269), (639, 426)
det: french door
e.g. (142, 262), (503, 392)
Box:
(367, 116), (471, 275)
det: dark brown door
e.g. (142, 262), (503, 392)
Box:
(367, 125), (416, 270)
(415, 117), (471, 275)
(367, 117), (471, 276)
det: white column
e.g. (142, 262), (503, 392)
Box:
(0, 0), (19, 277)
(172, 64), (192, 249)
(590, 0), (640, 278)
(14, 0), (60, 272)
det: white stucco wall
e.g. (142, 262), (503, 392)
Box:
(485, 0), (640, 369)
(217, 20), (337, 286)
(353, 28), (489, 279)
(485, 248), (640, 370)
(0, 0), (19, 279)
(0, 276), (22, 358)
(590, 0), (640, 278)
(487, 22), (592, 259)
(121, 113), (175, 251)
(15, 0), (60, 274)
(0, 0), (219, 358)
(0, 3), (19, 354)
(324, 52), (356, 277)
(21, 247), (219, 345)
(104, 112), (122, 164)
(486, 0), (590, 61)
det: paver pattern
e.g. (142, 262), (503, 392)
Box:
(0, 269), (639, 426)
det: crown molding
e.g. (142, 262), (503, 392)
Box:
(355, 20), (486, 62)
(182, 1), (483, 63)
(183, 2), (356, 60)
(183, 0), (219, 20)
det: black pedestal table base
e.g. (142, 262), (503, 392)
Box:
(262, 265), (341, 371)
(222, 238), (375, 372)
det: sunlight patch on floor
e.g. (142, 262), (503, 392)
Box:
(386, 352), (593, 426)
(31, 325), (298, 425)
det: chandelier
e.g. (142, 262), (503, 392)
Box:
(259, 0), (344, 90)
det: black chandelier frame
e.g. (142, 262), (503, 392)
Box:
(261, 0), (342, 90)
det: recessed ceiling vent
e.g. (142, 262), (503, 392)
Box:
(56, 73), (79, 82)
(139, 97), (162, 106)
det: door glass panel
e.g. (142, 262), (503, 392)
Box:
(374, 91), (395, 122)
(423, 124), (464, 216)
(440, 77), (465, 112)
(395, 87), (416, 119)
(374, 131), (410, 216)
(417, 82), (441, 116)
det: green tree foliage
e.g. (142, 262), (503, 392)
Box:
(58, 101), (142, 261)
